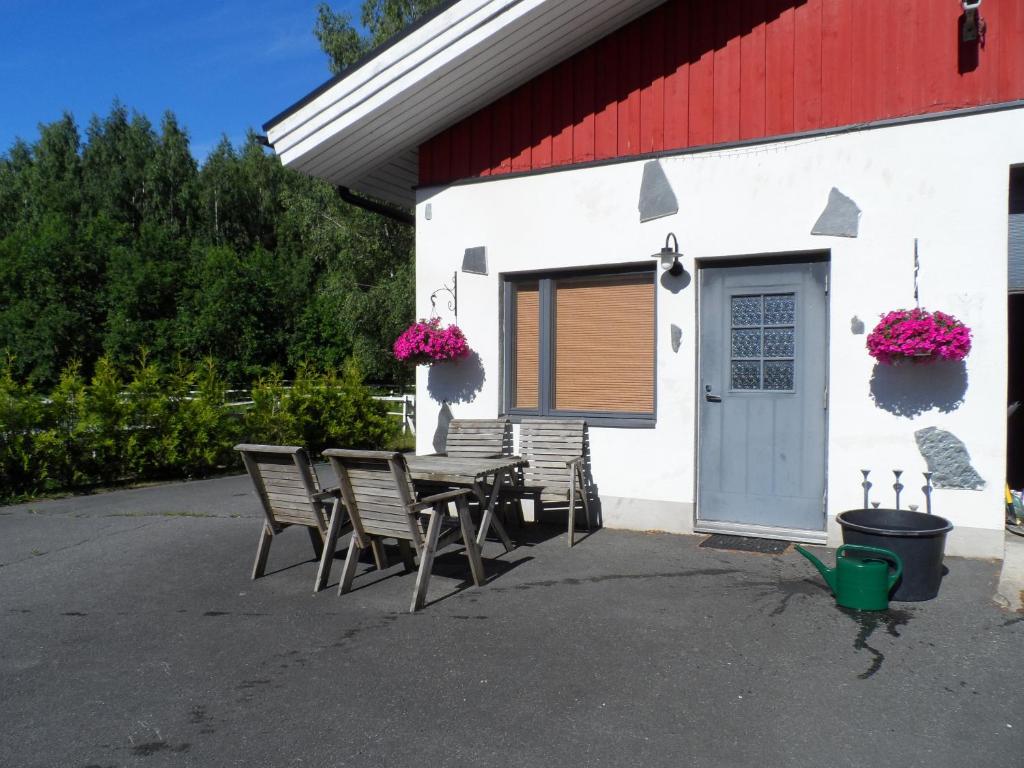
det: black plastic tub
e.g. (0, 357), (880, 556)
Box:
(836, 509), (954, 601)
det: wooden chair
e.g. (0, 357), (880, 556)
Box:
(507, 419), (592, 547)
(235, 444), (351, 593)
(322, 449), (486, 612)
(444, 418), (512, 458)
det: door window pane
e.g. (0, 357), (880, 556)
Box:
(731, 328), (761, 358)
(731, 296), (762, 327)
(731, 361), (761, 390)
(763, 360), (795, 390)
(729, 292), (796, 391)
(763, 328), (794, 358)
(764, 294), (796, 324)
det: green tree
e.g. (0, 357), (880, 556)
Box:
(0, 211), (109, 384)
(314, 0), (446, 74)
(169, 357), (238, 476)
(146, 112), (198, 235)
(33, 361), (88, 489)
(194, 133), (288, 253)
(175, 243), (306, 383)
(273, 172), (415, 383)
(76, 356), (129, 484)
(245, 361), (394, 454)
(81, 103), (159, 231)
(102, 220), (187, 368)
(0, 357), (48, 496)
(0, 140), (33, 237)
(0, 0), (431, 389)
(24, 113), (82, 223)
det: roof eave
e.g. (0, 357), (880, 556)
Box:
(264, 0), (665, 207)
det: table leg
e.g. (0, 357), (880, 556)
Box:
(473, 470), (513, 553)
(455, 496), (486, 587)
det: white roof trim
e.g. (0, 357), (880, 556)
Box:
(265, 0), (665, 208)
(268, 0), (503, 159)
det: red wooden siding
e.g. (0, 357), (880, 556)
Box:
(420, 0), (1024, 187)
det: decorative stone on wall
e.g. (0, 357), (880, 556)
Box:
(462, 246), (487, 275)
(671, 324), (682, 353)
(914, 427), (985, 489)
(638, 160), (678, 223)
(811, 187), (861, 238)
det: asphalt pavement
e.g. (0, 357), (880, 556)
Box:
(2, 471), (1022, 768)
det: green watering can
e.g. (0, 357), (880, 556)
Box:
(795, 544), (903, 611)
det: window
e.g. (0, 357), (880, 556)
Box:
(503, 267), (656, 426)
(1011, 166), (1024, 292)
(729, 293), (796, 391)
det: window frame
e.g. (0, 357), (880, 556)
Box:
(501, 263), (657, 428)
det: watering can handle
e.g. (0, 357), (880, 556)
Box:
(837, 544), (903, 589)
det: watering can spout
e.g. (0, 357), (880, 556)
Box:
(795, 545), (838, 595)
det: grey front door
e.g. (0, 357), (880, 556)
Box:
(698, 259), (828, 532)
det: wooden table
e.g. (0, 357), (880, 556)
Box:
(405, 454), (526, 553)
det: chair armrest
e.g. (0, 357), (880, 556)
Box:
(311, 488), (340, 502)
(409, 488), (473, 512)
(564, 456), (584, 468)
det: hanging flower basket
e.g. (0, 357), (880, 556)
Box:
(393, 318), (471, 365)
(866, 308), (972, 365)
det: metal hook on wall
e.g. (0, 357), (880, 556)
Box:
(429, 271), (458, 321)
(913, 238), (920, 309)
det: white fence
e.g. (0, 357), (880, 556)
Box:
(197, 387), (416, 435)
(374, 393), (416, 435)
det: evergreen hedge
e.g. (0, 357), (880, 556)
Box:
(0, 354), (396, 503)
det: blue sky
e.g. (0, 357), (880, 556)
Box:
(0, 0), (362, 160)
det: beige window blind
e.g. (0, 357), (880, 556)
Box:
(513, 282), (540, 409)
(553, 274), (654, 413)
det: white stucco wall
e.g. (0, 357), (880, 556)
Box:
(414, 106), (1024, 558)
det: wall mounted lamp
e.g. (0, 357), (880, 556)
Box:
(652, 233), (685, 277)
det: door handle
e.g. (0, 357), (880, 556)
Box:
(704, 385), (722, 403)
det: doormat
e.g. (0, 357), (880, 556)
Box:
(699, 534), (791, 554)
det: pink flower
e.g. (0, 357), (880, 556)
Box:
(393, 318), (472, 364)
(866, 308), (971, 365)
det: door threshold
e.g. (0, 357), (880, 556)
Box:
(694, 520), (826, 545)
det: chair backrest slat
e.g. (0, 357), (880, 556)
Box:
(323, 449), (421, 545)
(445, 419), (512, 458)
(519, 419), (586, 490)
(236, 444), (323, 529)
